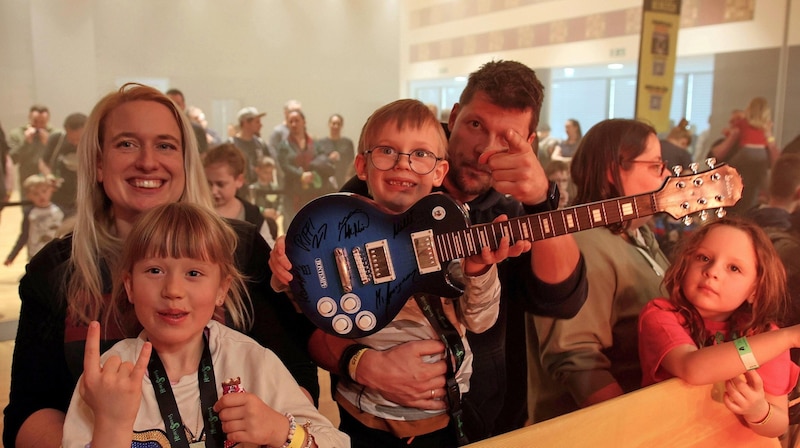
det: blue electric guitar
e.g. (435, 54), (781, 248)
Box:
(284, 164), (742, 338)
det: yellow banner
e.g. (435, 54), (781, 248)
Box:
(635, 0), (682, 133)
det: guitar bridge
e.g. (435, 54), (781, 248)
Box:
(365, 240), (395, 284)
(352, 246), (371, 285)
(411, 229), (441, 274)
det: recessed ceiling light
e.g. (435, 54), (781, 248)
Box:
(564, 68), (575, 77)
(608, 63), (624, 70)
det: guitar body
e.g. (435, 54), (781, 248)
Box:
(285, 192), (471, 338)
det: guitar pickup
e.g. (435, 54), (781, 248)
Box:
(334, 247), (353, 293)
(411, 230), (441, 274)
(365, 240), (395, 284)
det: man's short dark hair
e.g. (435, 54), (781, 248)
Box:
(29, 104), (49, 114)
(459, 60), (544, 135)
(165, 88), (184, 99)
(769, 153), (800, 200)
(63, 113), (88, 131)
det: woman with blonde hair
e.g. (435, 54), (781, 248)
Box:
(727, 96), (777, 214)
(4, 83), (317, 448)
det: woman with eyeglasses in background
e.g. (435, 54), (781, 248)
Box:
(530, 118), (671, 423)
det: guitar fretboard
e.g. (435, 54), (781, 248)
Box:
(435, 193), (656, 262)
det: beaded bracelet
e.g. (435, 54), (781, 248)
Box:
(279, 413), (297, 448)
(302, 421), (315, 448)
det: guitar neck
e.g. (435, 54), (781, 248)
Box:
(435, 192), (657, 262)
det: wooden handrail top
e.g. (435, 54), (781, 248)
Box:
(467, 378), (781, 448)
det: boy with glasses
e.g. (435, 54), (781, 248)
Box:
(270, 99), (529, 447)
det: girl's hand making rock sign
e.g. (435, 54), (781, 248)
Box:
(80, 321), (152, 447)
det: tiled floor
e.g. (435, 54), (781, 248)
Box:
(0, 193), (339, 445)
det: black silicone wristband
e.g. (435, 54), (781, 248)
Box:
(522, 180), (560, 215)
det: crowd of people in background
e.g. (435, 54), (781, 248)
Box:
(1, 59), (800, 447)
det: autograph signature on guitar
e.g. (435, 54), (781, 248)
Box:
(285, 164), (743, 338)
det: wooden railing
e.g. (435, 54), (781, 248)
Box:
(467, 378), (781, 447)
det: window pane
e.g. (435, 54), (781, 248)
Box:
(549, 79), (608, 140)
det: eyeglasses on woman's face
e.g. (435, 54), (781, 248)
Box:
(627, 159), (668, 177)
(365, 146), (443, 175)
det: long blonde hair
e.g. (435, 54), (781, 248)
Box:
(745, 97), (771, 130)
(68, 83), (212, 325)
(108, 203), (252, 332)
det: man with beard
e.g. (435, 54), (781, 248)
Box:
(307, 60), (588, 444)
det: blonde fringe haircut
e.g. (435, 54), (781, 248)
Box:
(68, 83), (213, 326)
(108, 203), (252, 332)
(357, 99), (448, 160)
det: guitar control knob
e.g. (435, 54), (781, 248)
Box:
(332, 315), (353, 335)
(340, 293), (361, 313)
(317, 297), (337, 317)
(355, 311), (377, 332)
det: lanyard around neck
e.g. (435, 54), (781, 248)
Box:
(147, 334), (225, 448)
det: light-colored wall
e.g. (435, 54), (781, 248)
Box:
(398, 0), (800, 146)
(399, 0), (800, 81)
(0, 0), (401, 141)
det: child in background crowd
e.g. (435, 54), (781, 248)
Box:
(204, 143), (276, 247)
(639, 218), (800, 438)
(62, 202), (347, 447)
(5, 173), (63, 265)
(248, 155), (281, 237)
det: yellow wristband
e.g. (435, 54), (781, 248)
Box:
(348, 347), (369, 383)
(287, 425), (306, 448)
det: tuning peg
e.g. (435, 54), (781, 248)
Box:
(699, 210), (709, 221)
(683, 215), (694, 226)
(705, 157), (717, 169)
(672, 165), (683, 176)
(689, 162), (699, 174)
(716, 208), (726, 219)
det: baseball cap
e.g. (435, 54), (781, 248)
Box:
(237, 106), (267, 122)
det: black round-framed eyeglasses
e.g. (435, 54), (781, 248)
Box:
(365, 146), (443, 175)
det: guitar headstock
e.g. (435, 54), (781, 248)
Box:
(654, 161), (743, 221)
